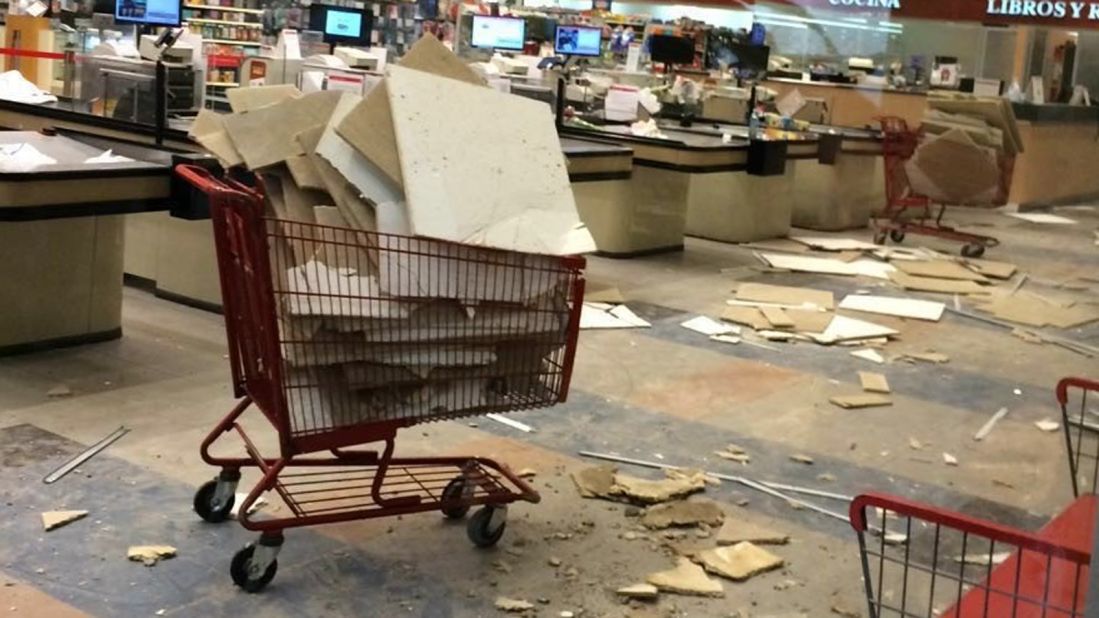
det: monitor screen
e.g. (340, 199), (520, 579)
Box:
(726, 43), (770, 76)
(470, 15), (525, 51)
(115, 0), (180, 26)
(554, 25), (601, 57)
(326, 8), (364, 39)
(309, 4), (372, 45)
(649, 34), (694, 65)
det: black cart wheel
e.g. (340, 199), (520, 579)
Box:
(467, 507), (506, 548)
(441, 477), (471, 520)
(873, 230), (888, 245)
(193, 479), (234, 523)
(961, 243), (985, 258)
(230, 544), (278, 593)
(889, 229), (906, 243)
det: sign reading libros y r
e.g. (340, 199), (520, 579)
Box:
(986, 0), (1099, 19)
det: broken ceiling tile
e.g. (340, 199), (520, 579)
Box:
(697, 542), (784, 582)
(716, 518), (790, 546)
(641, 499), (725, 529)
(41, 510), (88, 532)
(646, 558), (724, 597)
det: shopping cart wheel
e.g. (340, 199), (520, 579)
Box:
(230, 543), (279, 593)
(467, 506), (507, 548)
(889, 229), (906, 243)
(441, 477), (472, 520)
(961, 243), (985, 258)
(193, 479), (235, 523)
(873, 230), (887, 245)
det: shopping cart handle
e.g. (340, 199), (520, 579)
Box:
(849, 492), (1091, 564)
(1057, 376), (1099, 406)
(174, 163), (221, 189)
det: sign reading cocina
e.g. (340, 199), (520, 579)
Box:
(987, 0), (1099, 19)
(828, 0), (900, 7)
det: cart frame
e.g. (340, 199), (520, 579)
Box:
(176, 164), (586, 592)
(872, 116), (1002, 258)
(850, 376), (1099, 617)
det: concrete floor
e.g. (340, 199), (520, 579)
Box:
(0, 206), (1096, 617)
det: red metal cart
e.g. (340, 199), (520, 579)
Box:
(849, 377), (1099, 617)
(872, 116), (1001, 258)
(175, 165), (586, 592)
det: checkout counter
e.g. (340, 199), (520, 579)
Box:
(1007, 103), (1099, 208)
(562, 122), (802, 245)
(675, 120), (885, 231)
(0, 130), (182, 354)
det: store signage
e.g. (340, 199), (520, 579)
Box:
(766, 0), (1099, 28)
(986, 0), (1099, 19)
(827, 0), (900, 8)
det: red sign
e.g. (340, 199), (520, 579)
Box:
(763, 0), (1099, 28)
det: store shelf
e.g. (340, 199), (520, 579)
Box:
(206, 81), (239, 87)
(204, 39), (262, 46)
(184, 3), (264, 14)
(186, 17), (261, 26)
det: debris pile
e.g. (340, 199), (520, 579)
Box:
(571, 462), (800, 602)
(190, 35), (596, 430)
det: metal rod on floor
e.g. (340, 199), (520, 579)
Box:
(577, 450), (852, 523)
(43, 426), (130, 484)
(945, 306), (1099, 357)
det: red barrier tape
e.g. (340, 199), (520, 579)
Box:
(0, 47), (68, 60)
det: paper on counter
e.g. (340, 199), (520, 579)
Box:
(605, 85), (641, 122)
(0, 143), (56, 172)
(85, 150), (134, 164)
(0, 70), (58, 105)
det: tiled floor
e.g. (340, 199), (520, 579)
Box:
(0, 206), (1096, 617)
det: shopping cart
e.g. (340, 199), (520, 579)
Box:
(872, 116), (1001, 258)
(175, 165), (586, 592)
(849, 377), (1099, 617)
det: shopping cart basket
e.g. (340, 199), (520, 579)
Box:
(1060, 377), (1099, 498)
(849, 376), (1099, 617)
(872, 116), (1000, 258)
(175, 165), (586, 592)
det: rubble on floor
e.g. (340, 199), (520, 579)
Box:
(697, 542), (785, 582)
(494, 597), (535, 612)
(640, 499), (725, 529)
(571, 465), (708, 504)
(829, 393), (892, 409)
(646, 558), (724, 597)
(41, 510), (88, 532)
(715, 518), (790, 546)
(127, 545), (177, 567)
(611, 471), (708, 504)
(616, 583), (659, 600)
(724, 233), (1098, 371)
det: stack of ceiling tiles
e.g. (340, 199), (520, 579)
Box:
(190, 35), (594, 434)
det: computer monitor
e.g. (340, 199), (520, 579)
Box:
(649, 34), (694, 65)
(114, 0), (181, 27)
(470, 15), (525, 51)
(310, 4), (372, 46)
(553, 25), (601, 57)
(727, 43), (770, 77)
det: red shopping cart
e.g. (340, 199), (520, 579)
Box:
(872, 116), (1001, 258)
(176, 165), (586, 592)
(849, 377), (1099, 617)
